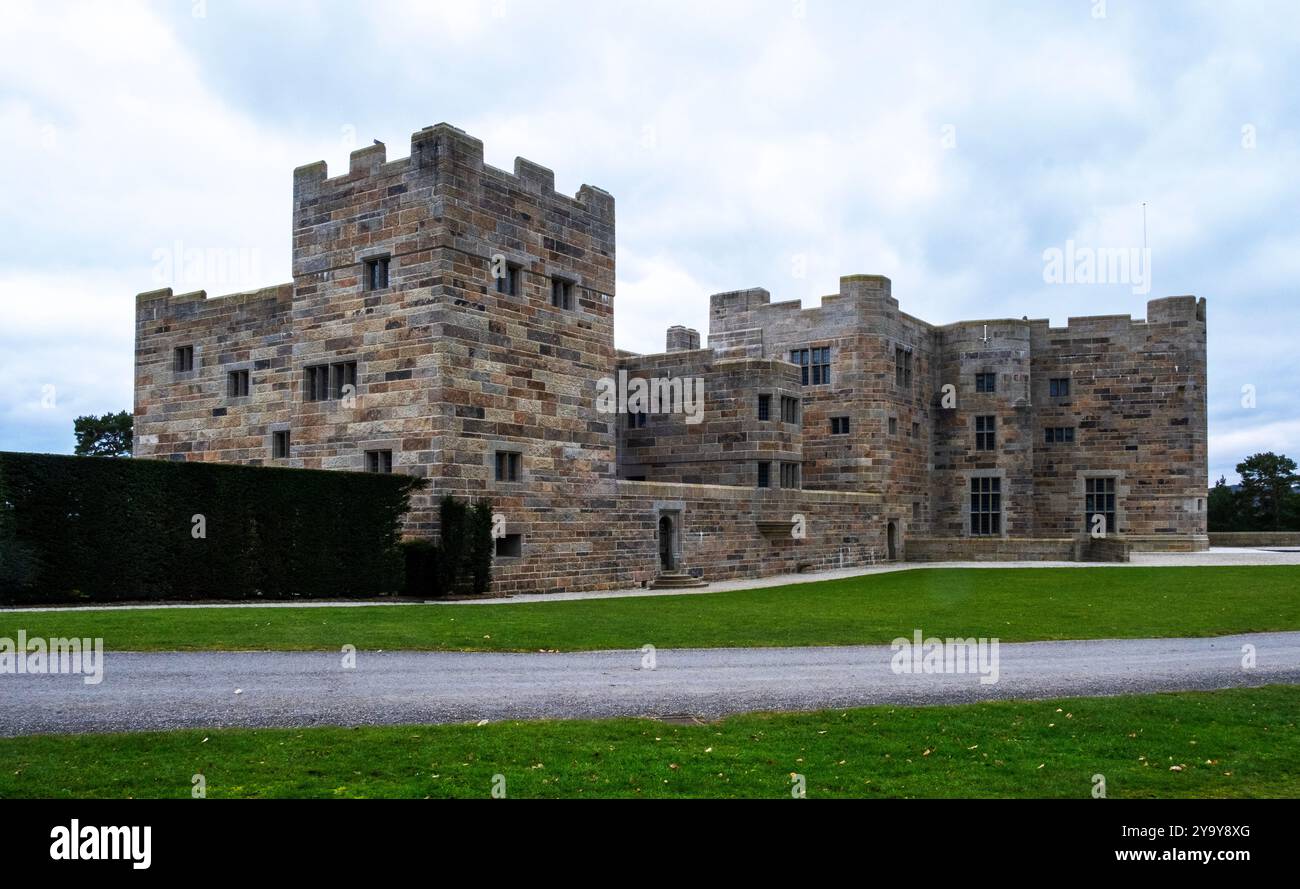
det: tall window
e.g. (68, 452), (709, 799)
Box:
(364, 256), (390, 291)
(551, 277), (574, 310)
(1049, 378), (1071, 398)
(495, 451), (521, 482)
(757, 394), (771, 421)
(174, 345), (194, 372)
(888, 416), (898, 435)
(227, 369), (250, 397)
(305, 361), (358, 402)
(895, 347), (913, 387)
(790, 347), (831, 385)
(975, 415), (996, 451)
(365, 450), (393, 474)
(970, 477), (1002, 536)
(780, 462), (801, 489)
(1085, 477), (1117, 534)
(757, 462), (771, 489)
(1044, 426), (1075, 444)
(975, 372), (996, 393)
(830, 416), (850, 435)
(780, 395), (800, 424)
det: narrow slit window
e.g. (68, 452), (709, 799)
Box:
(550, 277), (574, 310)
(364, 256), (390, 291)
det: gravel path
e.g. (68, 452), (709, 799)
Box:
(3, 632), (1297, 736)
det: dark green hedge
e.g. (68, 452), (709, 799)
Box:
(0, 452), (426, 604)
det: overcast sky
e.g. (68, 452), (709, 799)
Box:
(2, 0), (1297, 483)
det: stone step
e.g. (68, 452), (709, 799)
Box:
(649, 572), (710, 590)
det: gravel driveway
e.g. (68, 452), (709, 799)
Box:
(2, 632), (1297, 736)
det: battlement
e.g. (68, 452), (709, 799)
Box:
(1028, 296), (1207, 342)
(291, 122), (613, 222)
(135, 283), (294, 319)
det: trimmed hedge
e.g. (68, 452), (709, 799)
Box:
(0, 452), (426, 604)
(400, 496), (494, 598)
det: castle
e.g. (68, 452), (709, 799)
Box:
(134, 122), (1209, 594)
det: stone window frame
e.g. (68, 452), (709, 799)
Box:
(359, 439), (400, 474)
(887, 416), (898, 436)
(974, 414), (996, 451)
(975, 371), (997, 393)
(172, 344), (198, 377)
(269, 427), (292, 460)
(894, 344), (914, 389)
(789, 346), (831, 387)
(549, 273), (577, 311)
(830, 416), (850, 435)
(756, 461), (771, 489)
(303, 359), (359, 404)
(779, 461), (801, 490)
(757, 393), (772, 422)
(964, 468), (1008, 539)
(1077, 470), (1126, 535)
(491, 254), (524, 298)
(364, 450), (394, 474)
(779, 395), (800, 425)
(487, 442), (526, 488)
(363, 253), (391, 292)
(225, 363), (253, 401)
(1048, 376), (1072, 399)
(1044, 426), (1076, 444)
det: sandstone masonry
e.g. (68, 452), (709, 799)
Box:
(134, 121), (1208, 594)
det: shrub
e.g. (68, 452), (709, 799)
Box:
(0, 452), (426, 605)
(400, 539), (440, 599)
(411, 495), (494, 598)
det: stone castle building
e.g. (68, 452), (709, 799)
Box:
(134, 122), (1209, 594)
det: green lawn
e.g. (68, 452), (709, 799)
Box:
(3, 686), (1296, 798)
(3, 566), (1299, 653)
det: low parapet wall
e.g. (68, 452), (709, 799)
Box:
(904, 537), (1078, 563)
(1209, 532), (1300, 548)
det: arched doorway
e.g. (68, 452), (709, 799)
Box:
(658, 515), (675, 571)
(886, 522), (897, 561)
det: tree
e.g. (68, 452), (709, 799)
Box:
(73, 411), (133, 458)
(1207, 475), (1241, 532)
(1236, 452), (1300, 532)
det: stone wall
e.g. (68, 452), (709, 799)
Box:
(1028, 297), (1208, 542)
(905, 537), (1077, 562)
(488, 479), (884, 595)
(615, 350), (802, 486)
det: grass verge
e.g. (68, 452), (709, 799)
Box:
(2, 686), (1296, 798)
(2, 566), (1298, 652)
